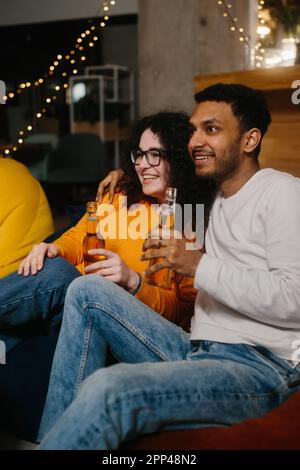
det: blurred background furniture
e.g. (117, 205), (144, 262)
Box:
(46, 132), (107, 212)
(23, 133), (59, 181)
(70, 64), (134, 168)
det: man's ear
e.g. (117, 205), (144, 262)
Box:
(242, 128), (261, 155)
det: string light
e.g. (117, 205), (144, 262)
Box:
(255, 0), (270, 68)
(216, 1), (250, 44)
(1, 0), (118, 157)
(1, 0), (117, 107)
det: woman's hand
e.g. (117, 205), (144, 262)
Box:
(96, 169), (124, 204)
(18, 243), (61, 276)
(85, 249), (140, 291)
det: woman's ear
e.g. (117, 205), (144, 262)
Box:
(242, 128), (261, 155)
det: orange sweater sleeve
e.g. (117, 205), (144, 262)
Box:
(53, 215), (86, 270)
(135, 274), (196, 331)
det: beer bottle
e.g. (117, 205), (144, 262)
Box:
(83, 201), (105, 269)
(145, 187), (177, 288)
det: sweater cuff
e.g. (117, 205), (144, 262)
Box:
(193, 253), (219, 295)
(127, 272), (142, 296)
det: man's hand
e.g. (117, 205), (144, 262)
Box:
(96, 169), (124, 204)
(85, 249), (140, 291)
(142, 230), (203, 278)
(18, 243), (61, 276)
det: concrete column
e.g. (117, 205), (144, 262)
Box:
(138, 0), (252, 115)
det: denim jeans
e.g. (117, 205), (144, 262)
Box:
(0, 257), (81, 353)
(39, 275), (300, 450)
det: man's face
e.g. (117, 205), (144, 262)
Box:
(188, 101), (244, 182)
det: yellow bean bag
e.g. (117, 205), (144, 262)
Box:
(0, 158), (54, 278)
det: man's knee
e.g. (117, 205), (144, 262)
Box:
(79, 363), (138, 401)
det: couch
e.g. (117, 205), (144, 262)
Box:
(127, 389), (300, 450)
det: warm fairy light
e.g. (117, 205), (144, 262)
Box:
(216, 1), (250, 45)
(4, 149), (10, 155)
(6, 0), (118, 145)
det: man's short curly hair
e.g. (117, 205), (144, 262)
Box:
(120, 111), (215, 211)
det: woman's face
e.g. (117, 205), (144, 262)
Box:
(134, 129), (171, 202)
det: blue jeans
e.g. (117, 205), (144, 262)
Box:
(39, 275), (300, 450)
(0, 257), (81, 353)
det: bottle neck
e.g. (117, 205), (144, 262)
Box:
(86, 214), (98, 235)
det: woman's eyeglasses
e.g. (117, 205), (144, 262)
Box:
(131, 148), (166, 167)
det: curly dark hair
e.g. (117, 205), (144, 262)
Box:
(194, 83), (272, 159)
(119, 112), (216, 218)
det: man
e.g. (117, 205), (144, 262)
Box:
(39, 84), (300, 450)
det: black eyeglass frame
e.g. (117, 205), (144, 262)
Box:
(130, 148), (167, 167)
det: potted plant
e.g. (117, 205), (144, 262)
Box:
(266, 0), (300, 63)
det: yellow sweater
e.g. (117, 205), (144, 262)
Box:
(0, 158), (54, 278)
(54, 193), (196, 329)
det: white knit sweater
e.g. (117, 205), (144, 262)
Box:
(191, 168), (300, 360)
